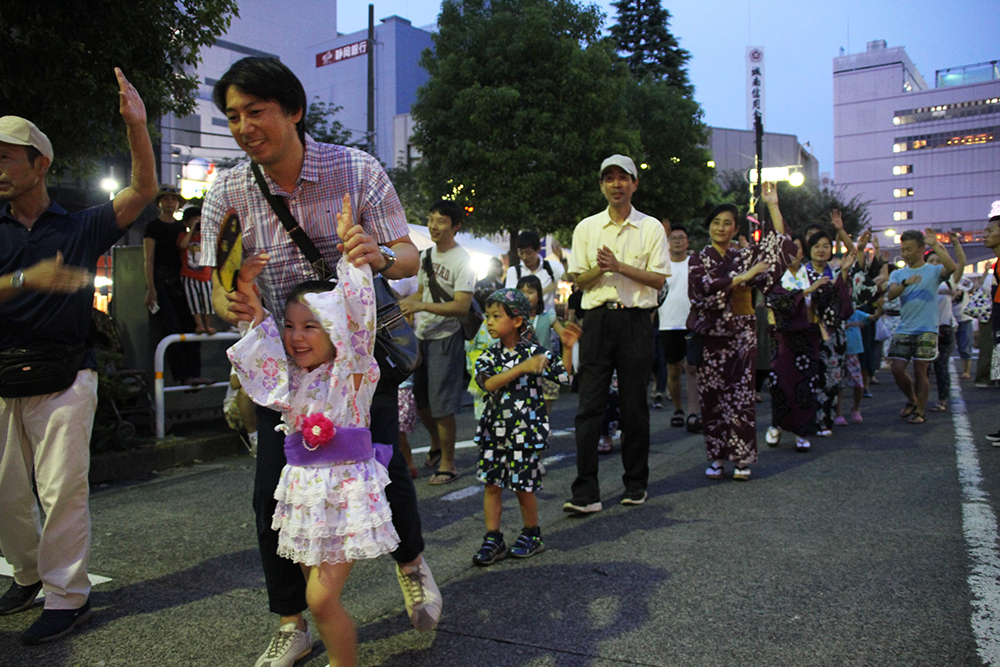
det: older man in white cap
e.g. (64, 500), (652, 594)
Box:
(563, 154), (669, 514)
(0, 68), (156, 645)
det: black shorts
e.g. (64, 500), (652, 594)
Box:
(659, 329), (688, 365)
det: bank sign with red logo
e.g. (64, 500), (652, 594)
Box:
(316, 40), (368, 67)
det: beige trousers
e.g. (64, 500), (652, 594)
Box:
(0, 369), (98, 610)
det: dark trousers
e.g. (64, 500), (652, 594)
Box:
(933, 325), (956, 401)
(151, 271), (200, 382)
(253, 382), (425, 616)
(572, 308), (653, 502)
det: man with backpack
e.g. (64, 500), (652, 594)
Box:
(400, 199), (475, 485)
(505, 230), (564, 313)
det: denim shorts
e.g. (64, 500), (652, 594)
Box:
(887, 332), (938, 362)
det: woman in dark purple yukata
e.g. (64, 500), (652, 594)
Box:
(686, 184), (797, 481)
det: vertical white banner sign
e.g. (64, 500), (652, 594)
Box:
(747, 46), (765, 129)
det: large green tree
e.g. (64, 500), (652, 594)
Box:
(608, 0), (712, 223)
(609, 0), (692, 94)
(1, 0), (238, 173)
(411, 0), (639, 244)
(623, 77), (713, 223)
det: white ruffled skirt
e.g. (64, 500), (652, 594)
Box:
(272, 460), (399, 567)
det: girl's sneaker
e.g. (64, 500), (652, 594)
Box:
(833, 415), (849, 426)
(509, 527), (545, 559)
(851, 410), (864, 423)
(472, 532), (507, 567)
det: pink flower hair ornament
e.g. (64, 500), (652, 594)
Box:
(301, 413), (337, 450)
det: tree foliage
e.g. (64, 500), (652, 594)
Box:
(623, 77), (713, 224)
(0, 0), (239, 174)
(411, 0), (639, 243)
(303, 97), (357, 147)
(609, 0), (692, 94)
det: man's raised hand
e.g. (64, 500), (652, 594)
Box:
(115, 68), (147, 128)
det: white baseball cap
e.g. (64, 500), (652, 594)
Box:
(989, 200), (1000, 220)
(0, 116), (53, 161)
(600, 154), (637, 179)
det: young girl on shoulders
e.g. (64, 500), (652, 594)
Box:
(471, 289), (581, 566)
(226, 204), (397, 667)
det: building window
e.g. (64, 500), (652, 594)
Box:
(894, 211), (913, 221)
(893, 97), (1000, 126)
(894, 126), (997, 152)
(893, 188), (914, 198)
(892, 165), (913, 175)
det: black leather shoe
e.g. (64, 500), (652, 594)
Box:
(21, 599), (92, 645)
(0, 580), (42, 616)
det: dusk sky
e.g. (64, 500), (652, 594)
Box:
(338, 0), (999, 180)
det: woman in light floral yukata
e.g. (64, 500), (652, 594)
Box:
(687, 184), (797, 481)
(227, 205), (397, 667)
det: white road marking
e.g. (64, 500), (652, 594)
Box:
(440, 485), (483, 501)
(950, 361), (1000, 664)
(0, 556), (113, 596)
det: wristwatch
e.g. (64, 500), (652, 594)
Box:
(9, 270), (25, 291)
(377, 245), (396, 274)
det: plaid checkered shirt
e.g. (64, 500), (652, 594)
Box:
(201, 136), (409, 311)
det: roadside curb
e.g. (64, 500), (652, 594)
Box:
(89, 432), (242, 485)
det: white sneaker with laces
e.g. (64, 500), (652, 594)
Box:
(396, 558), (442, 631)
(254, 622), (312, 667)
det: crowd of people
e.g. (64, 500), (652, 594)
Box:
(3, 56), (1000, 667)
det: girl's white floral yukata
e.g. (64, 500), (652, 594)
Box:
(227, 257), (399, 566)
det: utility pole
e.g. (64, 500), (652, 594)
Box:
(367, 4), (376, 158)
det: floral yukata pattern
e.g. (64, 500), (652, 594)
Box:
(227, 257), (398, 566)
(687, 218), (797, 464)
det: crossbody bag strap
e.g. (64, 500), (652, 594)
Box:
(423, 248), (452, 304)
(250, 162), (335, 281)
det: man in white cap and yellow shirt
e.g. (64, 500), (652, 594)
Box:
(563, 154), (669, 514)
(0, 68), (156, 644)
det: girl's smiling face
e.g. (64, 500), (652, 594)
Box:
(283, 300), (335, 371)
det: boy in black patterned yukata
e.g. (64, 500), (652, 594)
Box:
(472, 289), (582, 565)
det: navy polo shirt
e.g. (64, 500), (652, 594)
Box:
(0, 201), (122, 359)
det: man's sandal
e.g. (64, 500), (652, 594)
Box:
(899, 403), (917, 419)
(424, 449), (442, 468)
(907, 413), (926, 424)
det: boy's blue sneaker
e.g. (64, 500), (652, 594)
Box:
(508, 527), (545, 559)
(473, 531), (507, 566)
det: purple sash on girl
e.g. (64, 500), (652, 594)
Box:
(284, 426), (393, 468)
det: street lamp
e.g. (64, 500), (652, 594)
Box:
(100, 177), (118, 201)
(747, 166), (804, 187)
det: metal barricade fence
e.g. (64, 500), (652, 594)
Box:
(154, 332), (241, 439)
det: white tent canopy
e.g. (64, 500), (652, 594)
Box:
(406, 223), (504, 279)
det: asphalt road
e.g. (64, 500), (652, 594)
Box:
(2, 361), (999, 667)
